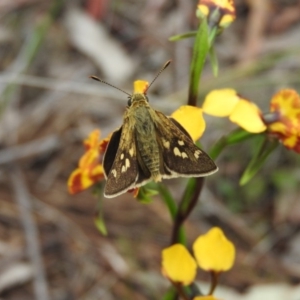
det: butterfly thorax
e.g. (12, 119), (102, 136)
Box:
(127, 93), (162, 182)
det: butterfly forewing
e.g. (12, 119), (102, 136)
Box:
(103, 120), (139, 197)
(103, 126), (122, 177)
(154, 111), (218, 177)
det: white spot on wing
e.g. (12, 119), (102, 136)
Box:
(120, 153), (124, 160)
(163, 140), (170, 149)
(111, 169), (117, 177)
(129, 148), (134, 157)
(181, 152), (188, 159)
(174, 147), (188, 159)
(178, 140), (184, 146)
(125, 158), (130, 168)
(174, 147), (181, 157)
(194, 150), (202, 159)
(121, 158), (131, 173)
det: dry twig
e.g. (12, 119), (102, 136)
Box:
(9, 167), (50, 300)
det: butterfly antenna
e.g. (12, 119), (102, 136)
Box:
(146, 60), (171, 93)
(90, 76), (131, 97)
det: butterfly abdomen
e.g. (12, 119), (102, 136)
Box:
(134, 105), (162, 181)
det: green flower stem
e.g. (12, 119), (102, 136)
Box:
(188, 19), (209, 106)
(171, 178), (205, 245)
(169, 19), (210, 246)
(157, 184), (177, 219)
(157, 184), (186, 245)
(169, 18), (210, 246)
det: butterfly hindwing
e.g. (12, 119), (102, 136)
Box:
(154, 111), (218, 177)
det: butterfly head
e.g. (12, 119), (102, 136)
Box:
(127, 80), (150, 107)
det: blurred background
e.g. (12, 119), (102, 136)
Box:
(1, 0), (300, 299)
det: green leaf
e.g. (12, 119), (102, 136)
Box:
(209, 45), (219, 77)
(136, 186), (158, 203)
(225, 128), (255, 144)
(208, 26), (218, 45)
(240, 137), (279, 185)
(188, 19), (209, 106)
(92, 184), (107, 235)
(169, 31), (197, 41)
(94, 216), (108, 236)
(209, 128), (255, 160)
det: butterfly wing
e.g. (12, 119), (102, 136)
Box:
(103, 120), (140, 198)
(154, 111), (218, 178)
(103, 126), (122, 178)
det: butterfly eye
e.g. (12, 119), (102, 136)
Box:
(127, 97), (132, 106)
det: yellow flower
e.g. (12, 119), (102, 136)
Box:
(162, 244), (197, 285)
(203, 88), (300, 153)
(203, 89), (266, 133)
(193, 227), (235, 272)
(197, 0), (236, 28)
(161, 227), (235, 286)
(68, 130), (107, 194)
(267, 89), (300, 152)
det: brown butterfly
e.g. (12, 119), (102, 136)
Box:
(91, 61), (217, 198)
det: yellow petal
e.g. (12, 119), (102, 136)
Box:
(220, 14), (235, 27)
(198, 4), (209, 16)
(282, 135), (298, 149)
(162, 244), (197, 285)
(78, 149), (99, 169)
(171, 105), (205, 141)
(194, 296), (219, 300)
(193, 227), (235, 272)
(99, 135), (111, 154)
(202, 89), (240, 117)
(229, 99), (266, 133)
(268, 122), (287, 135)
(90, 164), (105, 179)
(83, 129), (101, 150)
(134, 80), (149, 94)
(67, 168), (94, 194)
(270, 89), (300, 118)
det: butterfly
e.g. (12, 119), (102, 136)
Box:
(91, 61), (217, 198)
